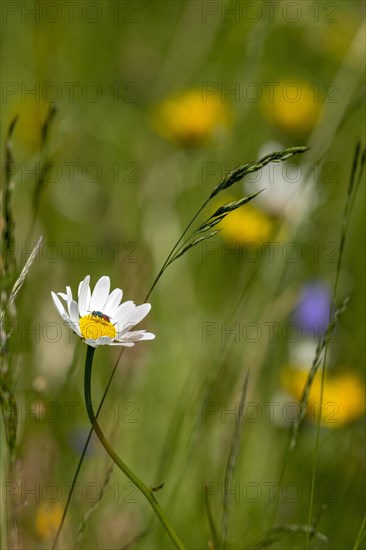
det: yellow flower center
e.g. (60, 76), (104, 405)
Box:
(79, 314), (116, 340)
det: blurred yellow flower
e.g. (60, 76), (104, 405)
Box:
(282, 367), (365, 428)
(261, 80), (321, 135)
(35, 503), (63, 540)
(215, 199), (275, 244)
(154, 89), (230, 147)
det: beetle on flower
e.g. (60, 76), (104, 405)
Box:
(89, 310), (112, 323)
(51, 275), (155, 348)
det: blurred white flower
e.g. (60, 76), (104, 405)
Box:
(245, 141), (316, 222)
(51, 275), (155, 348)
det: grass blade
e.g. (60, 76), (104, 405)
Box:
(289, 296), (349, 452)
(221, 371), (249, 550)
(7, 235), (43, 311)
(167, 230), (221, 266)
(210, 190), (264, 219)
(195, 215), (227, 235)
(2, 116), (18, 285)
(250, 523), (328, 549)
(204, 485), (220, 550)
(28, 105), (57, 242)
(75, 461), (115, 545)
(209, 147), (308, 198)
(353, 514), (366, 550)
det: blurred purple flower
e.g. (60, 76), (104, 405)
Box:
(293, 281), (331, 336)
(68, 426), (98, 457)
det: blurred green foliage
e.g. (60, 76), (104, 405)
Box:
(1, 1), (365, 549)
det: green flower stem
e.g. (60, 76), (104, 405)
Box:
(84, 345), (185, 550)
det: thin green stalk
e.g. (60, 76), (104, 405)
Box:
(84, 345), (185, 550)
(0, 420), (8, 550)
(221, 372), (249, 550)
(27, 105), (57, 245)
(353, 514), (366, 550)
(305, 355), (327, 550)
(204, 485), (220, 550)
(305, 144), (365, 549)
(144, 198), (210, 301)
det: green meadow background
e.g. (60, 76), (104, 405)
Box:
(1, 1), (365, 549)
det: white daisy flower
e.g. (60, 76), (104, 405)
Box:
(51, 275), (155, 348)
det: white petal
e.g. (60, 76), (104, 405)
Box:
(104, 288), (123, 316)
(95, 336), (113, 346)
(51, 292), (67, 318)
(66, 286), (73, 305)
(78, 279), (84, 298)
(57, 291), (72, 318)
(66, 287), (75, 316)
(69, 300), (80, 324)
(118, 303), (151, 333)
(84, 336), (112, 347)
(63, 315), (82, 337)
(74, 323), (82, 338)
(109, 341), (135, 347)
(78, 276), (91, 317)
(118, 330), (155, 342)
(84, 338), (98, 348)
(112, 301), (135, 326)
(89, 276), (110, 312)
(138, 331), (155, 340)
(60, 287), (74, 317)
